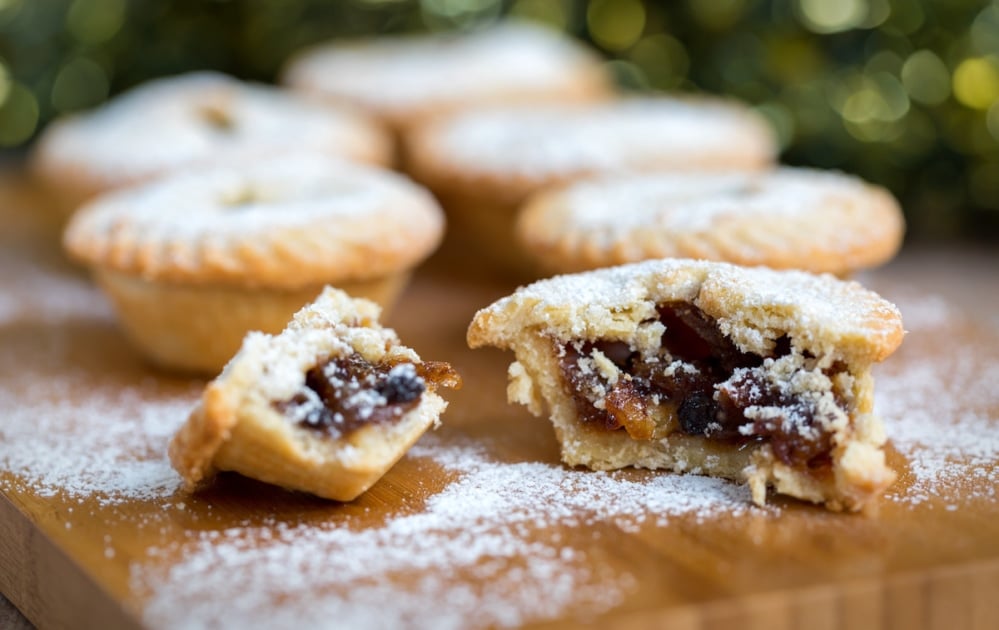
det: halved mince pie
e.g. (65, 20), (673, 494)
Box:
(169, 287), (461, 501)
(467, 259), (904, 512)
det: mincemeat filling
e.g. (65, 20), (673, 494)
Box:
(275, 355), (460, 437)
(557, 302), (847, 468)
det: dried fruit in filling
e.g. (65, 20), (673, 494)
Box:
(278, 356), (460, 437)
(468, 259), (904, 511)
(557, 302), (845, 469)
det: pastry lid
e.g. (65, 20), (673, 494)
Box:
(517, 167), (905, 275)
(281, 21), (611, 124)
(63, 152), (445, 288)
(408, 97), (778, 197)
(33, 71), (390, 191)
(468, 258), (905, 365)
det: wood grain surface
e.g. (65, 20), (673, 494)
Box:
(1, 168), (998, 629)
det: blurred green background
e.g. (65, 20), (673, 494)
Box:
(0, 0), (997, 241)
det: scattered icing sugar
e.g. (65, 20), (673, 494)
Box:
(1, 250), (996, 628)
(133, 438), (754, 630)
(0, 252), (112, 326)
(424, 98), (774, 179)
(0, 358), (198, 506)
(0, 256), (198, 505)
(875, 294), (999, 505)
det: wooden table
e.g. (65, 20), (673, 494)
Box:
(1, 169), (998, 629)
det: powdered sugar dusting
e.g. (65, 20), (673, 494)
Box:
(37, 71), (383, 184)
(0, 387), (195, 504)
(876, 293), (999, 506)
(1, 249), (997, 629)
(0, 251), (111, 325)
(552, 168), (891, 243)
(0, 248), (199, 504)
(0, 315), (199, 505)
(426, 98), (774, 179)
(134, 438), (754, 630)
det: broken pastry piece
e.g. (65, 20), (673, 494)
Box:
(169, 287), (461, 501)
(467, 259), (903, 511)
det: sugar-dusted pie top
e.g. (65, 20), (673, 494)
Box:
(517, 168), (905, 275)
(281, 21), (610, 124)
(468, 259), (904, 365)
(33, 72), (390, 192)
(408, 97), (777, 192)
(63, 153), (444, 288)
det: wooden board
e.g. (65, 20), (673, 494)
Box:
(1, 168), (998, 629)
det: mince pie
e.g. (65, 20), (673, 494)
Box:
(518, 168), (905, 277)
(405, 97), (776, 277)
(32, 71), (389, 216)
(63, 152), (443, 374)
(467, 259), (904, 511)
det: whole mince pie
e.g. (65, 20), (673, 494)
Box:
(32, 71), (390, 218)
(62, 151), (444, 374)
(169, 287), (461, 501)
(467, 259), (904, 512)
(516, 167), (904, 278)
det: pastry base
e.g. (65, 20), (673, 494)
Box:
(96, 270), (410, 375)
(175, 389), (447, 501)
(424, 184), (543, 282)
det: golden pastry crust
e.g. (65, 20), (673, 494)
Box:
(169, 287), (461, 501)
(92, 271), (408, 374)
(281, 21), (612, 132)
(517, 168), (905, 276)
(32, 71), (390, 214)
(63, 153), (443, 287)
(468, 259), (904, 511)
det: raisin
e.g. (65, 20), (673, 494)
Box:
(377, 366), (425, 404)
(275, 355), (458, 436)
(678, 393), (718, 436)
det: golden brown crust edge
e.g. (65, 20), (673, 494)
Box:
(515, 173), (905, 277)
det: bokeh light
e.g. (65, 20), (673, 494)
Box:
(901, 50), (950, 106)
(66, 0), (125, 44)
(0, 82), (38, 146)
(796, 0), (867, 34)
(587, 0), (645, 51)
(0, 0), (996, 240)
(51, 56), (109, 112)
(953, 57), (999, 110)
